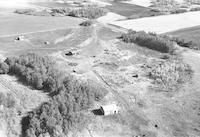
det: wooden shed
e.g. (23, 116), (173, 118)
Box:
(100, 104), (119, 116)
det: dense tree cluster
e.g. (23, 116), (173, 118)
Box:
(68, 6), (107, 19)
(23, 80), (96, 137)
(120, 30), (176, 53)
(2, 53), (63, 93)
(15, 6), (107, 19)
(0, 53), (107, 137)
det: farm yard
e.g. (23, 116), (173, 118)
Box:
(1, 0), (200, 137)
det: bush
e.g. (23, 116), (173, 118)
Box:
(0, 62), (9, 74)
(120, 30), (176, 53)
(79, 20), (93, 26)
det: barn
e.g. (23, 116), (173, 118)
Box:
(100, 104), (119, 116)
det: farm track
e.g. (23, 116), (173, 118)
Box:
(92, 70), (130, 109)
(0, 27), (78, 38)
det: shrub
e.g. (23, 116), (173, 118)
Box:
(120, 30), (176, 53)
(79, 20), (93, 26)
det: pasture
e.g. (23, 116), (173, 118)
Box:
(0, 26), (93, 56)
(0, 12), (82, 37)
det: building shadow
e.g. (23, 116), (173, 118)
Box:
(92, 109), (103, 115)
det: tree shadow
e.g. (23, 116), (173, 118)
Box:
(21, 115), (31, 137)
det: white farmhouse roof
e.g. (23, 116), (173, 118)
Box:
(101, 104), (118, 110)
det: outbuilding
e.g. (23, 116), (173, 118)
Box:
(100, 104), (119, 116)
(15, 36), (25, 41)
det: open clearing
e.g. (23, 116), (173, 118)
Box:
(109, 11), (200, 34)
(1, 1), (200, 137)
(0, 12), (82, 37)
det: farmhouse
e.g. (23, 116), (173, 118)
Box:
(100, 104), (119, 115)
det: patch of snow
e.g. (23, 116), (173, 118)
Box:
(89, 0), (112, 6)
(110, 11), (200, 34)
(175, 0), (184, 3)
(122, 0), (153, 7)
(97, 12), (126, 24)
(0, 0), (30, 8)
(0, 129), (6, 137)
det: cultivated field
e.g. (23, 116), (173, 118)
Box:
(110, 11), (200, 34)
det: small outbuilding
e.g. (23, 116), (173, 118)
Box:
(15, 36), (25, 41)
(65, 51), (73, 56)
(100, 104), (119, 116)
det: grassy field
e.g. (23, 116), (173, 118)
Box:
(0, 12), (82, 37)
(0, 26), (93, 56)
(167, 25), (200, 47)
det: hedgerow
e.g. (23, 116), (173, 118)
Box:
(120, 30), (176, 53)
